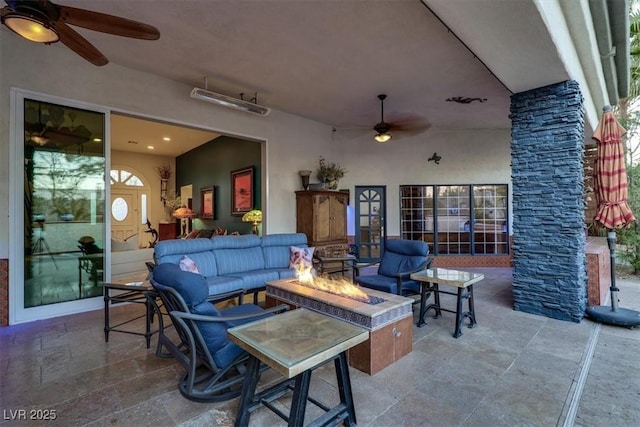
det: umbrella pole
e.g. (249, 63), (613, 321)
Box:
(585, 230), (640, 327)
(607, 230), (619, 311)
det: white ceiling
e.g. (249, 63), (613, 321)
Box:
(110, 114), (219, 157)
(20, 0), (577, 156)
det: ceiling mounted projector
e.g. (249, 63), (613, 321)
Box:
(190, 88), (270, 116)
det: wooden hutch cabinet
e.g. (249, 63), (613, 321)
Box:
(295, 190), (348, 252)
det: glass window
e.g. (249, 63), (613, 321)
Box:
(400, 184), (508, 256)
(436, 186), (470, 254)
(110, 169), (144, 186)
(111, 197), (128, 222)
(399, 185), (433, 243)
(473, 185), (508, 254)
(24, 98), (105, 306)
(141, 194), (147, 224)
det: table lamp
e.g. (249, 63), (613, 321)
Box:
(242, 209), (262, 235)
(173, 206), (195, 237)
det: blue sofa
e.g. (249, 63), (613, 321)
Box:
(153, 233), (308, 299)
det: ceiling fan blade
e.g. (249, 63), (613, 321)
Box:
(54, 21), (108, 66)
(387, 113), (431, 134)
(57, 5), (160, 40)
(391, 124), (431, 136)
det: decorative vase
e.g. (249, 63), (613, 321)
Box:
(298, 170), (312, 190)
(328, 179), (339, 190)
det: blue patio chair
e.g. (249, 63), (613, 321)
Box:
(355, 239), (432, 297)
(150, 262), (288, 402)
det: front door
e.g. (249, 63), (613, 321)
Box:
(354, 186), (387, 263)
(111, 189), (140, 241)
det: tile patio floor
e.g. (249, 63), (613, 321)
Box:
(1, 267), (639, 426)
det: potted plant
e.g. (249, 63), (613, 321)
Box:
(316, 156), (346, 189)
(155, 163), (172, 180)
(162, 190), (182, 223)
(155, 164), (172, 203)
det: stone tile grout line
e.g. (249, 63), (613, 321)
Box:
(560, 321), (602, 427)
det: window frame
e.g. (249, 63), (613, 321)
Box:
(399, 184), (509, 256)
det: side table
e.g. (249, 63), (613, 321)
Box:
(410, 268), (485, 338)
(103, 281), (165, 354)
(314, 253), (357, 281)
(228, 308), (368, 427)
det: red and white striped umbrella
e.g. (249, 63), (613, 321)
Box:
(593, 107), (636, 229)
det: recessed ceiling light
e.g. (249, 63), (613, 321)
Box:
(163, 137), (171, 141)
(93, 138), (102, 142)
(147, 145), (155, 150)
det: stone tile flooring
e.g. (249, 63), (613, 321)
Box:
(1, 268), (639, 426)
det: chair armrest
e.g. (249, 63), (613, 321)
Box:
(170, 304), (288, 323)
(395, 259), (431, 296)
(354, 262), (380, 277)
(394, 260), (430, 278)
(425, 256), (434, 269)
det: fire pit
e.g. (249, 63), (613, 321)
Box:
(266, 277), (414, 374)
(295, 275), (386, 305)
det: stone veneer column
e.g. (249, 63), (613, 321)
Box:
(510, 80), (586, 322)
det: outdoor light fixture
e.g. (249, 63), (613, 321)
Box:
(373, 94), (392, 143)
(1, 7), (59, 43)
(242, 209), (263, 235)
(374, 132), (392, 143)
(190, 88), (270, 116)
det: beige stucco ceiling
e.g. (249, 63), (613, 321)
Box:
(11, 0), (605, 154)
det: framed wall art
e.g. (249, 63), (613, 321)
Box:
(201, 186), (214, 219)
(231, 166), (254, 216)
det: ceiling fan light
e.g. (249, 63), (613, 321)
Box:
(2, 11), (59, 43)
(374, 132), (392, 143)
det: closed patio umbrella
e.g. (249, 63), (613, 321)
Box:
(585, 105), (639, 326)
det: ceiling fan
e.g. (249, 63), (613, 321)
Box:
(372, 94), (430, 143)
(1, 0), (160, 66)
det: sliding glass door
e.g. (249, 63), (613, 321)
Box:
(10, 90), (108, 324)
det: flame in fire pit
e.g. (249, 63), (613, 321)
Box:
(293, 259), (379, 304)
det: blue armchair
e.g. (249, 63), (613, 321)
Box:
(150, 262), (288, 402)
(355, 239), (432, 296)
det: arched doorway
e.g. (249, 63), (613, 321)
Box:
(110, 167), (149, 243)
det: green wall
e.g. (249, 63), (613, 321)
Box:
(176, 136), (261, 234)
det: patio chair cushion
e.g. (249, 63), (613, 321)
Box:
(152, 262), (271, 367)
(378, 239), (429, 278)
(210, 303), (270, 367)
(153, 262), (219, 315)
(356, 239), (429, 296)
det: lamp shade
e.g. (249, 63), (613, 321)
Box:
(173, 207), (195, 219)
(242, 209), (262, 224)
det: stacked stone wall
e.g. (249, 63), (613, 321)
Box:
(510, 80), (587, 322)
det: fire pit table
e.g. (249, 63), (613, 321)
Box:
(266, 278), (414, 375)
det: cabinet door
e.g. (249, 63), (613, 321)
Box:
(329, 194), (347, 241)
(313, 195), (332, 243)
